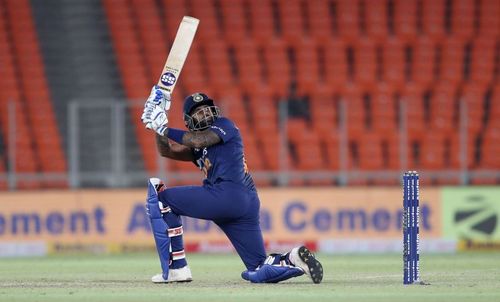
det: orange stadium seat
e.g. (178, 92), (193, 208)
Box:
(343, 85), (367, 136)
(469, 38), (496, 84)
(130, 0), (169, 82)
(394, 0), (418, 41)
(383, 38), (406, 86)
(286, 118), (308, 144)
(371, 83), (398, 133)
(324, 39), (349, 87)
(181, 44), (208, 92)
(478, 0), (500, 38)
(242, 133), (265, 171)
(439, 37), (465, 84)
(310, 91), (338, 137)
(430, 84), (458, 132)
(262, 39), (291, 95)
(422, 0), (446, 41)
(0, 156), (6, 189)
(490, 86), (500, 127)
(461, 84), (488, 133)
(449, 131), (478, 169)
(161, 0), (190, 38)
(485, 85), (500, 131)
(104, 0), (158, 173)
(238, 120), (254, 143)
(295, 135), (325, 171)
(260, 133), (284, 171)
(481, 128), (500, 169)
(412, 37), (436, 86)
(322, 131), (341, 171)
(92, 0), (500, 186)
(357, 132), (384, 171)
(365, 0), (388, 41)
(277, 0), (304, 43)
(205, 41), (234, 91)
(337, 0), (360, 41)
(286, 119), (324, 171)
(3, 0), (66, 187)
(402, 84), (427, 135)
(190, 0), (220, 42)
(352, 37), (377, 86)
(420, 132), (447, 170)
(217, 88), (247, 123)
(167, 99), (185, 126)
(382, 135), (402, 171)
(308, 0), (332, 42)
(405, 129), (424, 170)
(295, 38), (320, 94)
(451, 0), (475, 39)
(168, 157), (195, 173)
(232, 39), (262, 91)
(247, 0), (275, 43)
(220, 0), (247, 43)
(249, 91), (279, 139)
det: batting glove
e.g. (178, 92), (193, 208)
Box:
(145, 105), (169, 136)
(141, 86), (171, 125)
(146, 85), (171, 110)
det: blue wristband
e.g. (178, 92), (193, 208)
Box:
(166, 128), (187, 144)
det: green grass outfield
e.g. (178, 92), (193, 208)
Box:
(1, 252), (499, 302)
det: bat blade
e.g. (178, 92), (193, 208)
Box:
(157, 16), (199, 93)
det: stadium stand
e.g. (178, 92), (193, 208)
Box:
(1, 0), (68, 188)
(0, 0), (499, 188)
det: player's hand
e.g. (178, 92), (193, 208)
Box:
(145, 85), (171, 111)
(146, 105), (169, 136)
(141, 105), (154, 125)
(141, 86), (170, 125)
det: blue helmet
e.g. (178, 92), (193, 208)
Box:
(183, 93), (220, 131)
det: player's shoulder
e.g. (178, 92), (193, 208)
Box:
(216, 116), (233, 124)
(209, 116), (240, 142)
(213, 116), (237, 128)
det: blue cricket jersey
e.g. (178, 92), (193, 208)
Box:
(193, 117), (256, 190)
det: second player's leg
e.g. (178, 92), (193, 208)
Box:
(159, 183), (267, 271)
(158, 182), (254, 220)
(215, 217), (267, 271)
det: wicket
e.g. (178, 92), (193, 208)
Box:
(403, 171), (420, 284)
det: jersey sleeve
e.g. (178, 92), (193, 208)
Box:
(209, 117), (238, 143)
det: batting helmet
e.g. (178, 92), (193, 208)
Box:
(183, 93), (220, 131)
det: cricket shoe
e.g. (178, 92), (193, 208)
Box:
(151, 266), (193, 283)
(289, 246), (323, 284)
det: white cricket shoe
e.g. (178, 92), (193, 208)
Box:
(151, 266), (193, 283)
(289, 246), (323, 284)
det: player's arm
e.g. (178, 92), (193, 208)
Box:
(156, 134), (194, 161)
(164, 128), (221, 149)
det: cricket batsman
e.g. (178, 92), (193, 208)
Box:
(140, 86), (323, 284)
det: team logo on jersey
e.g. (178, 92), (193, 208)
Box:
(160, 72), (176, 86)
(192, 93), (204, 102)
(210, 125), (226, 135)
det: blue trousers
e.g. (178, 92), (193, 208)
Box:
(158, 181), (267, 270)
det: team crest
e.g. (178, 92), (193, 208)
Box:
(193, 93), (204, 102)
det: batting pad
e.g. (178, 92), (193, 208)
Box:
(146, 180), (171, 280)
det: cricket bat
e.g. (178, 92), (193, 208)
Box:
(157, 16), (199, 93)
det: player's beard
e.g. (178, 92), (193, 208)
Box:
(186, 106), (220, 131)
